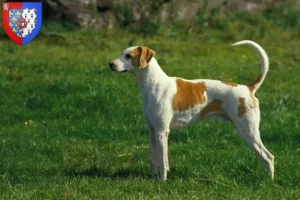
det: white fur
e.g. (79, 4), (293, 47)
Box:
(110, 40), (274, 181)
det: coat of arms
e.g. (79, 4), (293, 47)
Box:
(2, 2), (42, 46)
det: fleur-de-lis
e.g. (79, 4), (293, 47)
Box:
(11, 17), (17, 22)
(16, 11), (21, 16)
(12, 28), (17, 33)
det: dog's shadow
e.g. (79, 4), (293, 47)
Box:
(64, 165), (151, 179)
(64, 165), (191, 180)
(64, 165), (268, 185)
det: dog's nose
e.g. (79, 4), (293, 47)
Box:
(109, 62), (114, 68)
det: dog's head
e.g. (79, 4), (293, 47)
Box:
(109, 46), (155, 72)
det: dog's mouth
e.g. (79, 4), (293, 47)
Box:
(109, 64), (128, 73)
(111, 68), (127, 73)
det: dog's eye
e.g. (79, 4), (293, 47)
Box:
(125, 54), (131, 59)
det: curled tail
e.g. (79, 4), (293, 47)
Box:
(232, 40), (269, 93)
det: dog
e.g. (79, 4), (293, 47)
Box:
(109, 40), (274, 181)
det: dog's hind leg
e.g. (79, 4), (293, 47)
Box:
(233, 112), (274, 179)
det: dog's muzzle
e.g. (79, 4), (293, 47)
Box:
(109, 61), (127, 72)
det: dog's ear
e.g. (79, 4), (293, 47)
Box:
(139, 46), (155, 68)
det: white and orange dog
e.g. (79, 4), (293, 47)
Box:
(109, 40), (274, 181)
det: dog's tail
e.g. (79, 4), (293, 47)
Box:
(232, 40), (269, 93)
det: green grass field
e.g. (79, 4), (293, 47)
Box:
(0, 10), (300, 199)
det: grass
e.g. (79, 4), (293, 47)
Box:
(0, 9), (300, 199)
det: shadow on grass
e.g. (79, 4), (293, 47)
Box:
(63, 162), (276, 185)
(64, 165), (151, 179)
(64, 165), (192, 180)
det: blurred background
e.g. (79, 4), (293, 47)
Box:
(34, 0), (300, 31)
(0, 0), (299, 199)
(1, 0), (300, 38)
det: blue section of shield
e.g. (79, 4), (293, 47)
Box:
(9, 9), (23, 37)
(22, 2), (42, 46)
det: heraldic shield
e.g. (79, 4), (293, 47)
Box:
(2, 2), (42, 46)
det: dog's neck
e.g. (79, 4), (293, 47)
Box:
(131, 57), (169, 95)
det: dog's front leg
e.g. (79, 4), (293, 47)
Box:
(155, 130), (170, 181)
(147, 121), (159, 178)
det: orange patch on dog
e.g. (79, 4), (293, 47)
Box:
(222, 81), (238, 87)
(238, 97), (247, 117)
(173, 79), (207, 111)
(129, 46), (155, 68)
(200, 99), (223, 119)
(248, 74), (263, 88)
(248, 87), (258, 108)
(248, 74), (263, 108)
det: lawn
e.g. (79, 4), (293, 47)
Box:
(0, 10), (300, 199)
